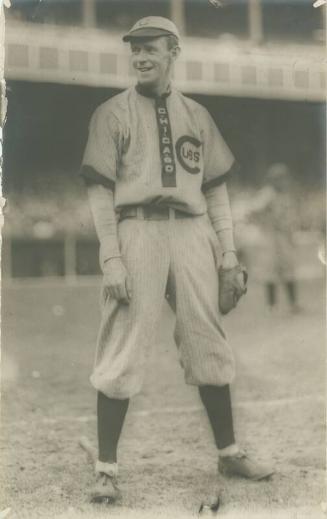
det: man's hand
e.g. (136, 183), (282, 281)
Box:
(218, 252), (248, 315)
(221, 251), (239, 269)
(103, 257), (132, 304)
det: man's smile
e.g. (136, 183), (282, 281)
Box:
(137, 66), (154, 72)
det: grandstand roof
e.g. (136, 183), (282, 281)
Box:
(4, 20), (326, 101)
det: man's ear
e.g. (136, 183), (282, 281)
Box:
(171, 45), (181, 61)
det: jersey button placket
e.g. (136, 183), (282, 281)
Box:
(155, 96), (177, 188)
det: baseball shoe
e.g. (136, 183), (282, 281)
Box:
(90, 472), (121, 504)
(218, 450), (274, 481)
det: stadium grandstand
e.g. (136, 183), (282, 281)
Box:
(2, 0), (326, 280)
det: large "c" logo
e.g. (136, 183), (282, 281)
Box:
(176, 135), (201, 175)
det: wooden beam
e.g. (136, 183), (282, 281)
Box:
(248, 0), (263, 45)
(170, 0), (186, 36)
(82, 0), (96, 28)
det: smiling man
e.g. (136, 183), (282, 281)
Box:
(80, 16), (273, 504)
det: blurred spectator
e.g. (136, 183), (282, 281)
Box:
(248, 163), (302, 313)
(4, 187), (93, 238)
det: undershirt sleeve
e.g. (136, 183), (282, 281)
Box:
(204, 182), (236, 254)
(87, 184), (121, 269)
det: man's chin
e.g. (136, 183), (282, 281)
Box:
(137, 77), (156, 87)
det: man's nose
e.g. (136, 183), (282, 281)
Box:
(135, 50), (148, 64)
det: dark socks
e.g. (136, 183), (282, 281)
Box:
(97, 391), (129, 463)
(198, 384), (236, 450)
(97, 387), (235, 462)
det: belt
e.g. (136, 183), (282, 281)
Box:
(119, 205), (192, 221)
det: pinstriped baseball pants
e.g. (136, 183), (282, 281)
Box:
(90, 214), (235, 399)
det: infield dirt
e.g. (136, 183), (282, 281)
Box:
(0, 279), (325, 518)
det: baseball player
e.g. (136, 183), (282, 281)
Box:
(249, 163), (301, 313)
(80, 16), (274, 503)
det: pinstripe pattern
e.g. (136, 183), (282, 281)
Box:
(91, 215), (235, 399)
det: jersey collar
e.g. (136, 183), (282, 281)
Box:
(135, 83), (172, 99)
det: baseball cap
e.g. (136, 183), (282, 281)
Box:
(122, 16), (180, 42)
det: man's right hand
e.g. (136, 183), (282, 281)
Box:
(103, 257), (132, 304)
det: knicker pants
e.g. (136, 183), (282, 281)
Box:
(90, 214), (235, 399)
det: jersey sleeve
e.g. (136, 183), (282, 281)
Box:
(200, 107), (239, 192)
(79, 105), (122, 191)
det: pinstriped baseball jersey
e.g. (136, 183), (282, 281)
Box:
(81, 86), (236, 215)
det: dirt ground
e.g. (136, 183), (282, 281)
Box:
(0, 278), (326, 518)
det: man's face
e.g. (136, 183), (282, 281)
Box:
(130, 37), (177, 88)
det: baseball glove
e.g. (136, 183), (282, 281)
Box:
(218, 264), (248, 315)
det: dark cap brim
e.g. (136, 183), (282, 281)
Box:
(123, 28), (175, 42)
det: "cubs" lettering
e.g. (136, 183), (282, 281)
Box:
(175, 135), (201, 175)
